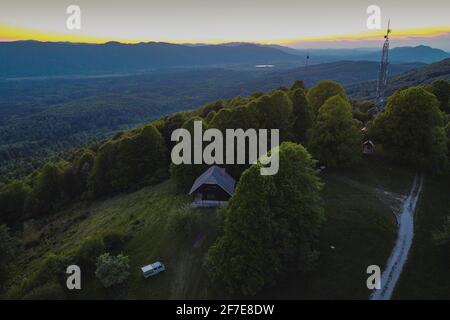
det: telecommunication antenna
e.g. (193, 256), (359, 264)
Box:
(374, 20), (391, 115)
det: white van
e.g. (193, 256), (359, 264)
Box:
(141, 261), (166, 278)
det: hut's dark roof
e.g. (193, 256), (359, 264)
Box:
(189, 166), (236, 196)
(363, 140), (375, 147)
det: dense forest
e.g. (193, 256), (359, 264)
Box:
(0, 60), (438, 184)
(1, 75), (449, 298)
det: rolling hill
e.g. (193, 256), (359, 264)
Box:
(347, 58), (450, 100)
(0, 41), (302, 78)
(362, 45), (450, 64)
(1, 41), (447, 79)
(268, 45), (450, 64)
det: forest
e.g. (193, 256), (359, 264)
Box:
(1, 58), (442, 184)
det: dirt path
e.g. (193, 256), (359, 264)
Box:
(370, 174), (424, 300)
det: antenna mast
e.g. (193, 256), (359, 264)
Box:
(305, 51), (310, 68)
(374, 20), (391, 115)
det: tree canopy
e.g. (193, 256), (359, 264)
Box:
(424, 80), (450, 114)
(249, 90), (294, 140)
(309, 95), (363, 168)
(205, 142), (324, 296)
(95, 253), (130, 288)
(374, 87), (448, 170)
(306, 80), (348, 115)
(291, 88), (313, 142)
(89, 123), (168, 196)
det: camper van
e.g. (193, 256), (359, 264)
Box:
(141, 261), (166, 278)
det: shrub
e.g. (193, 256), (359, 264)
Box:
(95, 253), (130, 288)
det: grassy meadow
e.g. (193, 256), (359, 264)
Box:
(7, 156), (435, 299)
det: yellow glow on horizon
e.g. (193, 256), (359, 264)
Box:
(0, 24), (112, 43)
(277, 26), (450, 45)
(1, 23), (449, 45)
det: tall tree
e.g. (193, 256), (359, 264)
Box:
(424, 80), (450, 113)
(206, 142), (324, 296)
(374, 87), (448, 170)
(306, 80), (348, 115)
(290, 80), (306, 92)
(25, 162), (65, 215)
(309, 95), (363, 168)
(291, 88), (313, 142)
(89, 124), (167, 196)
(249, 90), (294, 141)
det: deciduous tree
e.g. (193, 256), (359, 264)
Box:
(374, 87), (448, 170)
(306, 80), (348, 115)
(309, 95), (362, 167)
(205, 142), (324, 296)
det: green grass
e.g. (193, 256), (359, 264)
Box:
(264, 156), (414, 299)
(7, 156), (420, 299)
(9, 180), (222, 299)
(394, 174), (450, 299)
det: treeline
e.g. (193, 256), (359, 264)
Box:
(0, 123), (168, 225)
(0, 68), (259, 182)
(1, 79), (449, 228)
(0, 95), (169, 179)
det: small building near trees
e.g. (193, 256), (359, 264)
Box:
(189, 166), (236, 208)
(363, 140), (376, 155)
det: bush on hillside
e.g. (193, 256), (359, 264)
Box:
(95, 253), (130, 288)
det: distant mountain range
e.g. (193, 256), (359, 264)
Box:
(267, 44), (450, 64)
(1, 40), (449, 78)
(0, 41), (301, 78)
(361, 45), (450, 64)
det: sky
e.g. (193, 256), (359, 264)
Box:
(0, 0), (449, 50)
